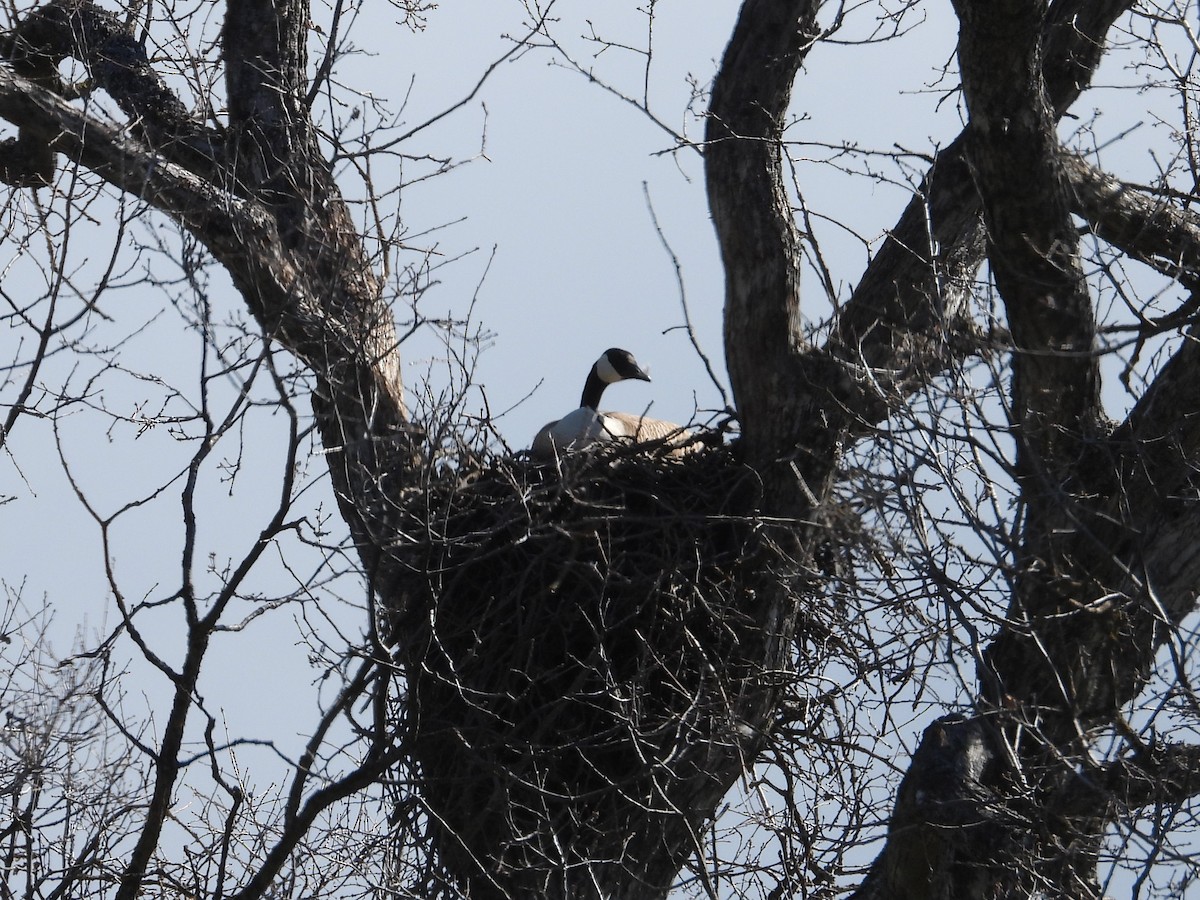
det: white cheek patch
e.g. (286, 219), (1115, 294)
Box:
(595, 354), (621, 384)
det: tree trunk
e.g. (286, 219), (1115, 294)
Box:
(6, 0), (1200, 897)
(706, 1), (1200, 898)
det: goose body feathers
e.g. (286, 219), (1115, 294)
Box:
(530, 348), (692, 459)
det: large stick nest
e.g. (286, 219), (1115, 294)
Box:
(374, 441), (852, 897)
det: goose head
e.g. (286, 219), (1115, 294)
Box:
(581, 348), (651, 409)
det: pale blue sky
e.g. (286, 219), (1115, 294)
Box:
(0, 0), (1187, 892)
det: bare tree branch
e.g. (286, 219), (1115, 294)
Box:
(1064, 152), (1200, 287)
(0, 0), (222, 179)
(704, 0), (820, 486)
(822, 0), (1136, 436)
(1057, 739), (1200, 818)
(7, 0), (1200, 897)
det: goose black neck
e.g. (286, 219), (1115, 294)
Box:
(580, 369), (607, 410)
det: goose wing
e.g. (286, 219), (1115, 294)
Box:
(600, 412), (695, 455)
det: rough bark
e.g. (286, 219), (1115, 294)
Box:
(6, 0), (1200, 897)
(704, 0), (1200, 897)
(6, 2), (797, 897)
(707, 0), (1136, 505)
(956, 0), (1104, 735)
(849, 2), (1200, 897)
(705, 0), (821, 505)
(1, 2), (406, 897)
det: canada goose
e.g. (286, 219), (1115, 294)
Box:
(531, 348), (692, 459)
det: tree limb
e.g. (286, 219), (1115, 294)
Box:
(955, 0), (1098, 490)
(979, 152), (1200, 731)
(0, 66), (275, 268)
(701, 0), (1138, 526)
(1064, 152), (1200, 287)
(1055, 740), (1200, 819)
(1, 5), (411, 895)
(223, 0), (313, 190)
(704, 0), (820, 486)
(0, 0), (222, 180)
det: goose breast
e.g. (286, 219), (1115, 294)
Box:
(531, 407), (614, 457)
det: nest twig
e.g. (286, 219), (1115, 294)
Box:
(374, 441), (852, 897)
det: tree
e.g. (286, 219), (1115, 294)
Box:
(3, 0), (1200, 898)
